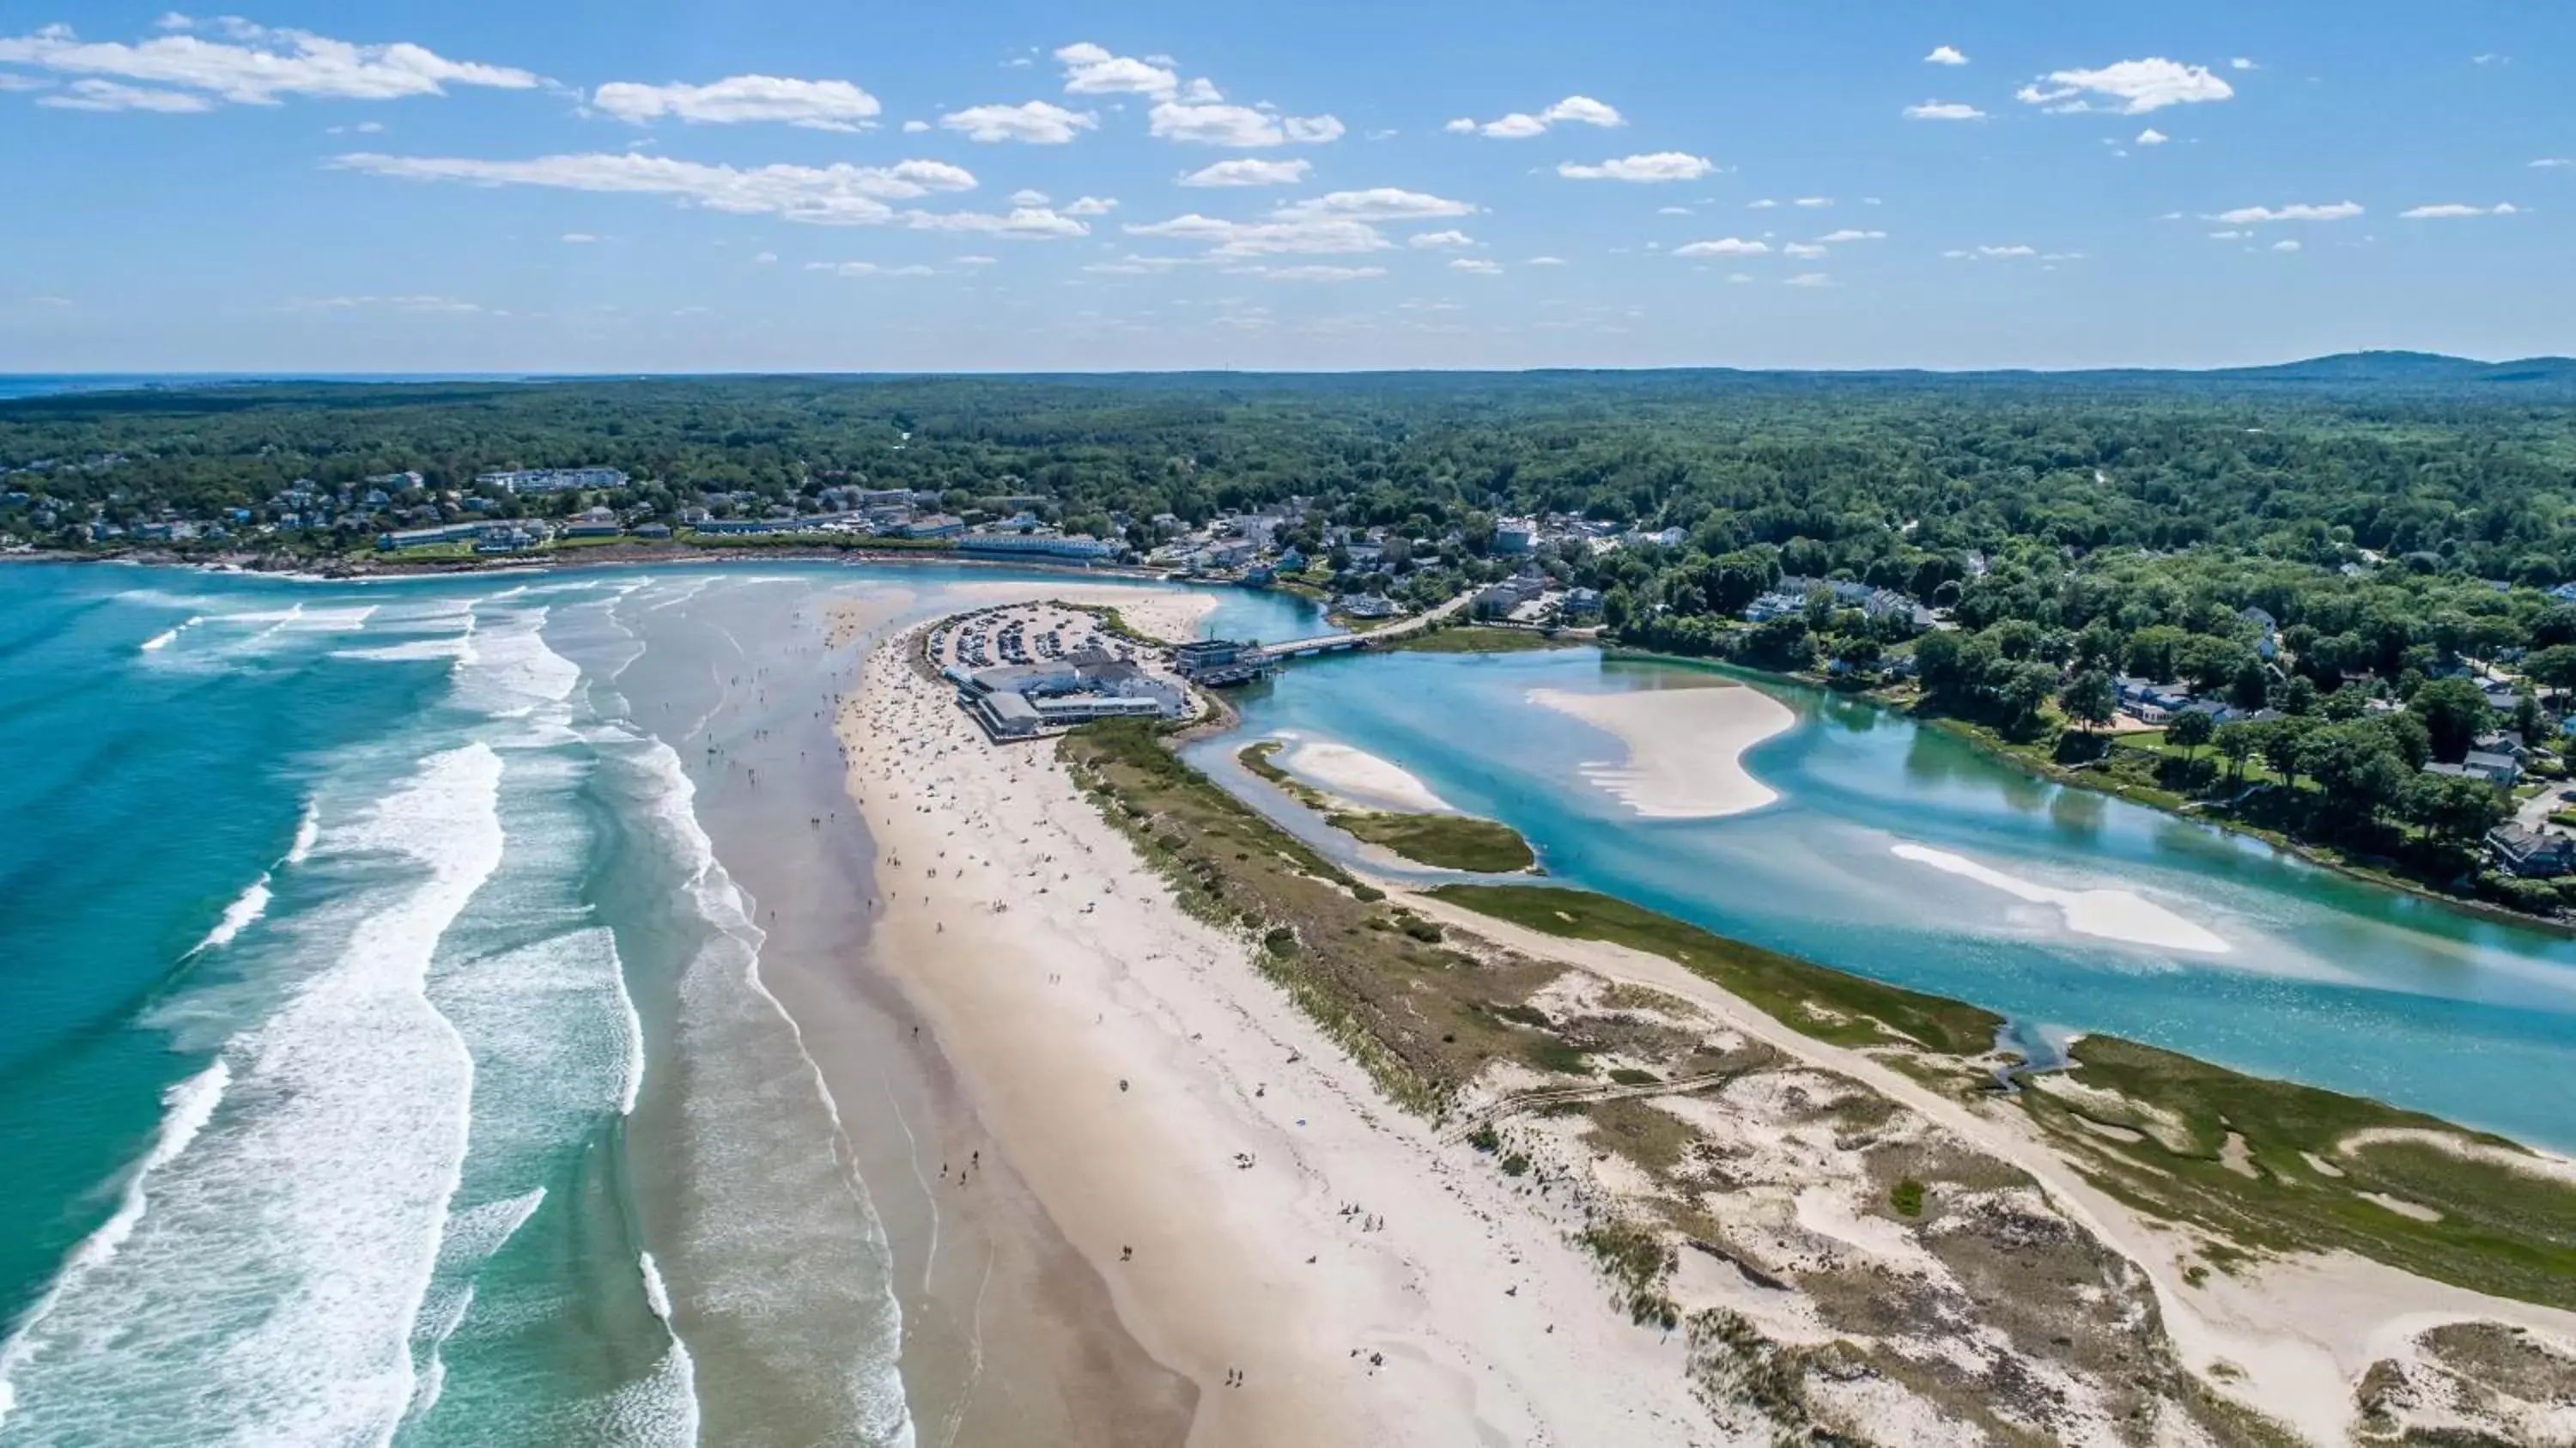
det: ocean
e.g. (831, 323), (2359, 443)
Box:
(0, 560), (1315, 1445)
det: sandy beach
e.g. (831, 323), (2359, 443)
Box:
(815, 593), (2576, 1445)
(1529, 680), (1795, 818)
(835, 616), (1711, 1445)
(1891, 843), (2234, 955)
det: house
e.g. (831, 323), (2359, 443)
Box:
(1493, 518), (1538, 554)
(2486, 823), (2576, 879)
(2424, 751), (2523, 786)
(1559, 587), (1604, 619)
(2473, 730), (2533, 763)
(477, 467), (629, 495)
(1334, 593), (1400, 620)
(2550, 582), (2576, 605)
(896, 514), (966, 539)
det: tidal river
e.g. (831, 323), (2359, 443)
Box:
(1194, 647), (2576, 1153)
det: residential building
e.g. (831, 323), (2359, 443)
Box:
(2487, 823), (2576, 879)
(1493, 518), (1537, 554)
(477, 467), (629, 495)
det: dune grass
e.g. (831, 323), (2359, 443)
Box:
(1239, 740), (1537, 873)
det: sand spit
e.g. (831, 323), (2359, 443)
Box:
(945, 581), (1217, 646)
(1269, 735), (1456, 815)
(1528, 682), (1794, 818)
(1891, 843), (2233, 955)
(838, 624), (1706, 1445)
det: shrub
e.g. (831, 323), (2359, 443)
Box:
(1890, 1178), (1926, 1217)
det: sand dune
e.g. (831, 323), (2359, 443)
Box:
(1528, 682), (1794, 818)
(1891, 843), (2233, 955)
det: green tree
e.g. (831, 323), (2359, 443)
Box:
(2214, 721), (2261, 787)
(2408, 676), (2494, 763)
(2404, 773), (2507, 844)
(2166, 709), (2215, 765)
(2060, 669), (2117, 734)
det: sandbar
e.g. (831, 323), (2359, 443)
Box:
(1891, 843), (2232, 955)
(1528, 681), (1794, 818)
(1268, 734), (1455, 814)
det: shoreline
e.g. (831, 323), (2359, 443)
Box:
(835, 617), (1711, 1445)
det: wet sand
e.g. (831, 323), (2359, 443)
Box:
(617, 579), (1191, 1446)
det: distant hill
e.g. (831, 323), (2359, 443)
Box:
(2196, 350), (2576, 386)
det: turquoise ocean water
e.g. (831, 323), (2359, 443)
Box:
(0, 561), (1317, 1445)
(1193, 648), (2576, 1153)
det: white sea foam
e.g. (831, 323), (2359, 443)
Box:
(621, 730), (915, 1446)
(188, 874), (272, 956)
(1892, 843), (2232, 955)
(139, 615), (201, 652)
(286, 799), (320, 867)
(639, 1252), (677, 1320)
(0, 744), (501, 1442)
(0, 1060), (229, 1429)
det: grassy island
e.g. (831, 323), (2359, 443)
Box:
(1237, 740), (1536, 872)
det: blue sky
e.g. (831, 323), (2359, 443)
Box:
(1, 1), (2568, 372)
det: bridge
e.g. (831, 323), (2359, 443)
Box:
(1249, 593), (1472, 663)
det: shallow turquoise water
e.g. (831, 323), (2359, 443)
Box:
(0, 560), (1321, 1445)
(1200, 648), (2576, 1152)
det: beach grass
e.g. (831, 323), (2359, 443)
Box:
(2021, 1036), (2576, 1309)
(1430, 885), (2576, 1308)
(1428, 885), (2004, 1056)
(1064, 721), (1564, 1115)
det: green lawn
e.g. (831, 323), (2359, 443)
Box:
(1382, 625), (1585, 654)
(1324, 812), (1536, 873)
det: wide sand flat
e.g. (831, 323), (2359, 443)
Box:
(1529, 681), (1795, 818)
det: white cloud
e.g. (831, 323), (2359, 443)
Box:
(1450, 94), (1625, 138)
(2231, 58), (2258, 70)
(1148, 101), (1343, 147)
(0, 71), (52, 91)
(806, 261), (937, 277)
(1010, 188), (1050, 206)
(1746, 198), (1777, 209)
(2400, 202), (2518, 218)
(332, 151), (1012, 230)
(2136, 127), (2168, 145)
(1556, 151), (1714, 182)
(901, 119), (930, 133)
(1904, 100), (1984, 120)
(1122, 189), (1471, 259)
(2531, 157), (2572, 169)
(1177, 157), (1310, 186)
(1054, 41), (1176, 99)
(1408, 229), (1474, 248)
(1126, 213), (1388, 257)
(2019, 58), (2233, 113)
(2208, 230), (2243, 240)
(1246, 264), (1384, 282)
(1063, 196), (1117, 216)
(1817, 228), (1885, 243)
(940, 100), (1096, 144)
(38, 77), (210, 111)
(1726, 272), (1754, 283)
(0, 20), (537, 106)
(1978, 244), (2037, 257)
(905, 207), (1089, 239)
(1793, 196), (1833, 208)
(2272, 239), (2300, 252)
(1526, 255), (1566, 265)
(593, 75), (882, 131)
(293, 293), (489, 314)
(1673, 237), (1769, 256)
(954, 253), (998, 265)
(2208, 201), (2363, 223)
(753, 251), (778, 264)
(1784, 272), (1832, 287)
(1924, 45), (1967, 66)
(1449, 258), (1504, 275)
(1783, 242), (1828, 259)
(1280, 188), (1474, 220)
(1656, 205), (1692, 216)
(559, 231), (597, 243)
